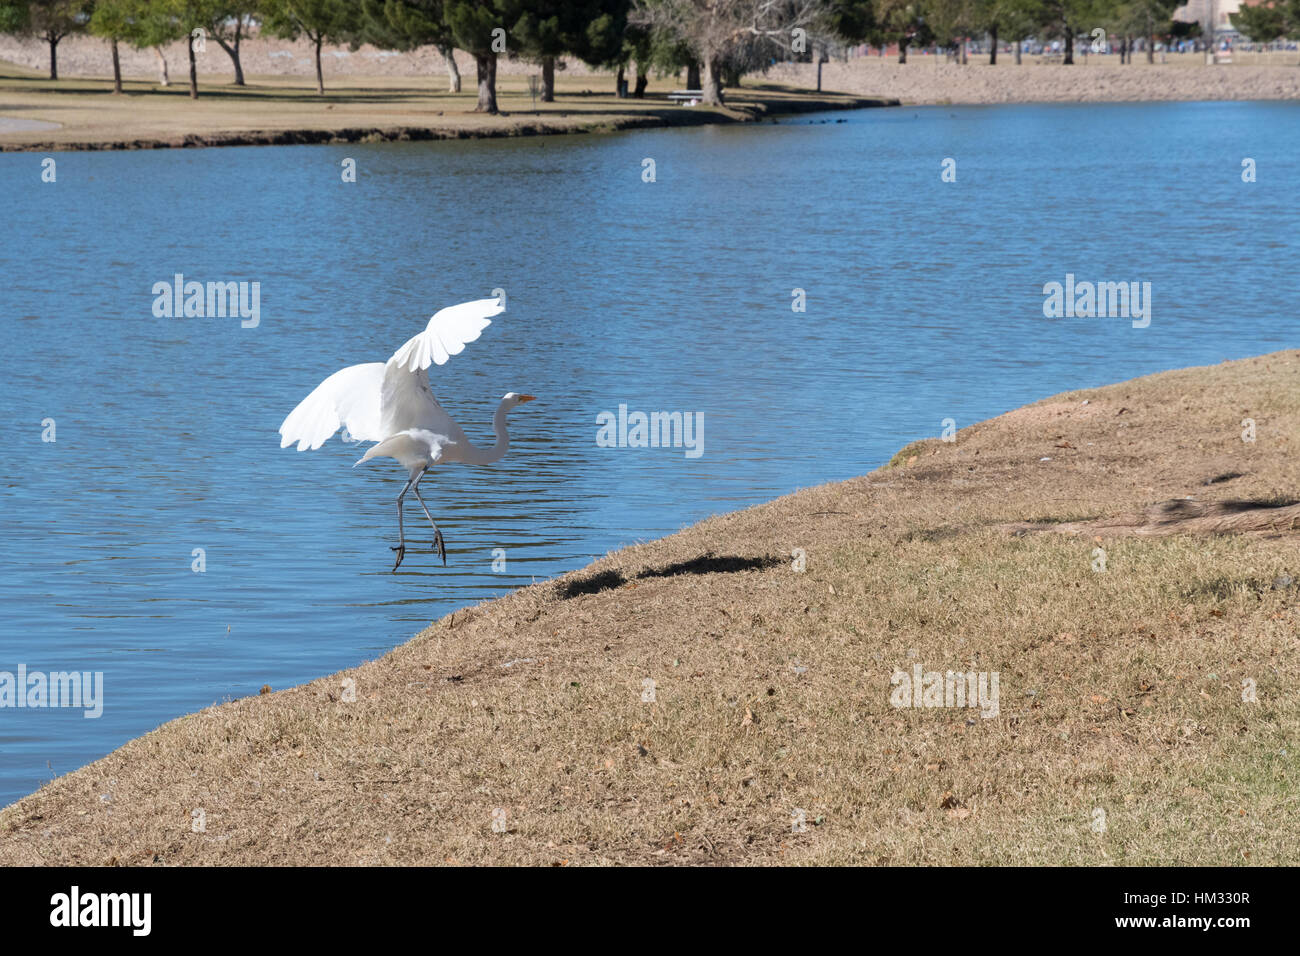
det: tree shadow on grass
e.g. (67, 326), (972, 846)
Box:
(557, 553), (782, 599)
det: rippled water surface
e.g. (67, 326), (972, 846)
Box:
(2, 100), (1297, 804)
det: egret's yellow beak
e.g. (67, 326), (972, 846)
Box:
(518, 394), (537, 403)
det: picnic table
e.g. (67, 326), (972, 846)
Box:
(668, 89), (704, 105)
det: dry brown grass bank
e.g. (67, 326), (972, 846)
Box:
(2, 352), (1299, 865)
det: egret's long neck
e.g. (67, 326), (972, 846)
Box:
(460, 400), (513, 466)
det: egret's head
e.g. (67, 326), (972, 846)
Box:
(503, 392), (537, 409)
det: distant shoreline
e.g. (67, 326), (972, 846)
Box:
(4, 36), (1298, 154)
(0, 84), (897, 153)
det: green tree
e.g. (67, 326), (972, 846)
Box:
(513, 0), (629, 102)
(566, 0), (631, 96)
(976, 0), (1043, 64)
(875, 0), (932, 63)
(176, 1), (205, 97)
(927, 0), (977, 62)
(624, 19), (654, 96)
(94, 0), (184, 86)
(803, 1), (877, 90)
(88, 0), (131, 91)
(199, 0), (257, 85)
(1230, 0), (1293, 43)
(1115, 0), (1179, 63)
(0, 0), (30, 33)
(1036, 0), (1101, 64)
(0, 0), (93, 79)
(147, 0), (223, 98)
(443, 0), (522, 113)
(262, 0), (360, 94)
(361, 0), (461, 92)
(510, 0), (565, 100)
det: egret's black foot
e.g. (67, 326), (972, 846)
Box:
(434, 529), (446, 566)
(390, 543), (406, 572)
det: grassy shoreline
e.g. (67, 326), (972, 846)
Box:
(0, 67), (895, 152)
(3, 351), (1298, 865)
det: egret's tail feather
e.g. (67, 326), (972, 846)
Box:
(355, 433), (429, 469)
(354, 440), (391, 467)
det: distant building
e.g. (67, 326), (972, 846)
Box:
(1173, 0), (1244, 36)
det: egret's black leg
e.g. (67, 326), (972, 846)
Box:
(390, 474), (415, 572)
(411, 468), (446, 566)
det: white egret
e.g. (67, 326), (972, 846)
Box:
(278, 298), (535, 571)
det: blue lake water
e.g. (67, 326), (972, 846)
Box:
(1, 100), (1297, 806)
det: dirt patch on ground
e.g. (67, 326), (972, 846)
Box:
(2, 351), (1298, 865)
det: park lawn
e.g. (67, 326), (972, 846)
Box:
(0, 65), (886, 149)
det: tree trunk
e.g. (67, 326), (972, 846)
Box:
(437, 44), (460, 92)
(475, 52), (497, 113)
(154, 46), (169, 86)
(633, 59), (648, 98)
(816, 43), (825, 90)
(615, 63), (624, 96)
(215, 37), (245, 86)
(47, 36), (57, 80)
(702, 56), (724, 105)
(899, 40), (909, 64)
(313, 36), (324, 94)
(1014, 38), (1022, 64)
(110, 37), (122, 93)
(686, 60), (700, 89)
(188, 35), (198, 98)
(989, 26), (998, 64)
(961, 39), (968, 64)
(1147, 30), (1155, 63)
(1064, 29), (1074, 65)
(541, 55), (554, 102)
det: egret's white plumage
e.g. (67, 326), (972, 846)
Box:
(278, 298), (535, 570)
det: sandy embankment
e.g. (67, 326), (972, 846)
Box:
(768, 55), (1300, 104)
(2, 352), (1298, 866)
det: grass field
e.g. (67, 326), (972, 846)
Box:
(0, 62), (889, 150)
(2, 351), (1297, 865)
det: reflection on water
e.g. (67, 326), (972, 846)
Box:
(1, 100), (1297, 804)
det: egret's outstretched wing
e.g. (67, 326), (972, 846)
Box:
(379, 361), (456, 438)
(388, 298), (504, 373)
(279, 362), (386, 451)
(378, 298), (503, 437)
